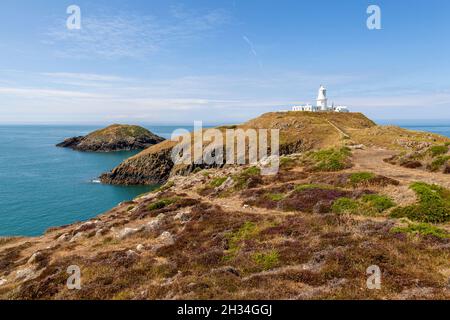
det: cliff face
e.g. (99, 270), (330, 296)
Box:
(56, 124), (165, 152)
(99, 112), (449, 185)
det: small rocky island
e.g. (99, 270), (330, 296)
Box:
(56, 124), (165, 152)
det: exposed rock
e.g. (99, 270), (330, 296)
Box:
(126, 250), (139, 259)
(158, 232), (175, 246)
(174, 211), (191, 223)
(136, 244), (145, 252)
(15, 268), (39, 282)
(57, 124), (164, 152)
(115, 227), (140, 240)
(57, 233), (71, 242)
(27, 251), (44, 265)
(143, 219), (162, 233)
(0, 278), (6, 286)
(70, 232), (85, 243)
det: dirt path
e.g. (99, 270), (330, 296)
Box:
(351, 148), (450, 188)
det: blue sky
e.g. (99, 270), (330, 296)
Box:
(0, 0), (450, 124)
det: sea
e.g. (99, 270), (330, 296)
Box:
(0, 121), (449, 237)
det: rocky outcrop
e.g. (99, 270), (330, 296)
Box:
(100, 144), (175, 185)
(56, 124), (165, 152)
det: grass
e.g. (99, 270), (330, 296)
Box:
(331, 198), (359, 214)
(233, 166), (261, 190)
(360, 194), (396, 213)
(349, 172), (376, 185)
(428, 145), (448, 157)
(332, 194), (395, 216)
(294, 184), (334, 192)
(224, 222), (259, 260)
(391, 223), (450, 239)
(266, 193), (285, 201)
(305, 147), (351, 172)
(390, 182), (450, 223)
(210, 177), (228, 188)
(429, 155), (450, 172)
(252, 250), (280, 270)
(147, 197), (178, 211)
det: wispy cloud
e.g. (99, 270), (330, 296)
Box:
(242, 35), (262, 69)
(45, 7), (230, 59)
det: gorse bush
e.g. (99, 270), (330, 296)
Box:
(390, 182), (450, 223)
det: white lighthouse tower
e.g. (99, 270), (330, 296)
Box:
(317, 85), (328, 111)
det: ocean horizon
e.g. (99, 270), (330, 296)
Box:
(1, 121), (449, 237)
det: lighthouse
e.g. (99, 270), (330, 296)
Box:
(316, 85), (328, 111)
(290, 85), (349, 112)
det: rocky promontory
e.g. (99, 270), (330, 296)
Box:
(56, 124), (165, 152)
(100, 112), (449, 186)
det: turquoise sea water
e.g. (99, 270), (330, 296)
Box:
(0, 125), (184, 237)
(0, 122), (449, 237)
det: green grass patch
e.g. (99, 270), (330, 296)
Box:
(294, 184), (334, 192)
(252, 250), (280, 270)
(224, 222), (259, 260)
(147, 197), (178, 211)
(210, 177), (228, 188)
(390, 182), (450, 223)
(391, 223), (450, 239)
(349, 172), (376, 185)
(332, 194), (396, 216)
(428, 145), (448, 157)
(266, 193), (285, 201)
(233, 166), (261, 190)
(332, 197), (359, 214)
(429, 155), (450, 172)
(305, 147), (351, 172)
(361, 194), (396, 213)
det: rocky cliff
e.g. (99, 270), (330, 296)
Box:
(57, 124), (165, 152)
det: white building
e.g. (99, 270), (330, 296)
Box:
(292, 85), (349, 113)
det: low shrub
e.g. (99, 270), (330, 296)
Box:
(147, 197), (178, 211)
(332, 194), (396, 216)
(349, 172), (376, 185)
(304, 147), (352, 172)
(360, 194), (395, 213)
(331, 198), (359, 214)
(390, 182), (450, 223)
(391, 223), (450, 239)
(233, 166), (262, 190)
(428, 145), (448, 157)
